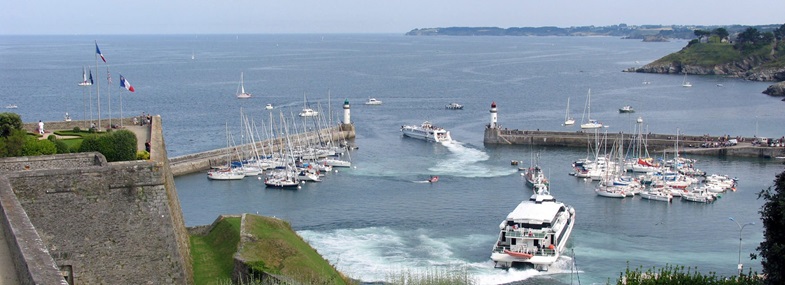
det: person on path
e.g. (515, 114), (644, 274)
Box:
(38, 120), (44, 134)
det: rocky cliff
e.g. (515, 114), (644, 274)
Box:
(625, 52), (785, 97)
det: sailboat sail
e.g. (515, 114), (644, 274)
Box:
(78, 66), (93, 86)
(236, 72), (252, 99)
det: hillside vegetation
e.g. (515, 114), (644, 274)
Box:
(190, 215), (351, 285)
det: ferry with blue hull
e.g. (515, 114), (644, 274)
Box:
(491, 187), (575, 271)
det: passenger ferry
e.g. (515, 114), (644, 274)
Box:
(400, 121), (452, 143)
(490, 186), (575, 271)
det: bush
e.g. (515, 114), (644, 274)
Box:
(136, 150), (150, 160)
(78, 130), (137, 162)
(72, 126), (81, 132)
(54, 140), (70, 154)
(47, 134), (57, 142)
(22, 137), (57, 156)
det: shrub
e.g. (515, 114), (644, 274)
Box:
(72, 126), (81, 132)
(0, 112), (23, 138)
(136, 150), (150, 160)
(22, 137), (57, 156)
(78, 130), (137, 162)
(54, 140), (70, 154)
(47, 134), (57, 142)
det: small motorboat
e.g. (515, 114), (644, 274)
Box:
(445, 102), (463, 110)
(265, 103), (274, 110)
(5, 104), (17, 109)
(428, 176), (439, 183)
(619, 105), (635, 113)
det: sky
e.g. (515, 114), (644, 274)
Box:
(1, 0), (782, 35)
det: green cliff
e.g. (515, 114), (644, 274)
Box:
(625, 25), (785, 96)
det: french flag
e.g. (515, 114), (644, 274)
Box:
(119, 74), (135, 92)
(95, 42), (106, 63)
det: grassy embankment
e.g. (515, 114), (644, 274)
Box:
(653, 38), (785, 68)
(190, 215), (351, 285)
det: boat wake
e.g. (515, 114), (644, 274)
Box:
(431, 140), (517, 178)
(298, 227), (576, 285)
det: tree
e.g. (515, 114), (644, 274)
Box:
(755, 169), (785, 285)
(713, 28), (729, 41)
(0, 112), (23, 138)
(774, 24), (785, 41)
(694, 29), (711, 41)
(3, 129), (27, 157)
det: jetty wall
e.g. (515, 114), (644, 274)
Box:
(169, 123), (356, 176)
(483, 127), (785, 158)
(0, 116), (193, 284)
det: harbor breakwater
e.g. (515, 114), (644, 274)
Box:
(169, 124), (356, 176)
(483, 126), (785, 159)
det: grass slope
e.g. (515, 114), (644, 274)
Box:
(190, 215), (350, 285)
(654, 40), (785, 68)
(191, 217), (241, 284)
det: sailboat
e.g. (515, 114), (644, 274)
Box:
(236, 72), (252, 99)
(580, 89), (603, 129)
(682, 73), (692, 87)
(78, 66), (92, 86)
(191, 49), (195, 60)
(298, 93), (318, 117)
(563, 97), (575, 126)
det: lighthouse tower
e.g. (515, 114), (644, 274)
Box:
(342, 99), (351, 125)
(489, 101), (498, 129)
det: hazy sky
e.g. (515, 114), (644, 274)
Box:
(2, 0), (782, 35)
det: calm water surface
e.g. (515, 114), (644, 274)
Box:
(2, 34), (783, 284)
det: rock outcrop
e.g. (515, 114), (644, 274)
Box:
(625, 56), (785, 82)
(763, 81), (785, 97)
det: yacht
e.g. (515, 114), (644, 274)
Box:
(265, 104), (274, 110)
(445, 102), (464, 110)
(298, 108), (318, 117)
(401, 121), (452, 143)
(365, 97), (383, 105)
(491, 187), (576, 271)
(619, 105), (635, 113)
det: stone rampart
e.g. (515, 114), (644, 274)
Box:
(1, 115), (193, 284)
(22, 117), (138, 134)
(0, 176), (68, 285)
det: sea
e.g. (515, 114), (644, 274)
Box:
(1, 34), (784, 285)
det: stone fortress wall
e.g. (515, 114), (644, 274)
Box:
(0, 116), (193, 284)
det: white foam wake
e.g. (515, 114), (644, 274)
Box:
(297, 227), (577, 285)
(430, 140), (516, 178)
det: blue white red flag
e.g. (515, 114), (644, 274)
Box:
(119, 74), (135, 92)
(95, 42), (106, 63)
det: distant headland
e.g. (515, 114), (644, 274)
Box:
(405, 24), (781, 40)
(407, 24), (785, 97)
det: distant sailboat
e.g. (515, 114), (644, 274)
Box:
(580, 89), (603, 129)
(191, 49), (195, 60)
(682, 73), (692, 87)
(78, 66), (92, 86)
(236, 72), (252, 99)
(563, 97), (575, 126)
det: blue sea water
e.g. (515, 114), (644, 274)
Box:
(1, 34), (784, 284)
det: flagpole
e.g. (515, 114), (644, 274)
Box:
(106, 67), (112, 129)
(95, 41), (101, 131)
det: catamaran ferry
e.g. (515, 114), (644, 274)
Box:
(490, 186), (576, 271)
(400, 121), (452, 143)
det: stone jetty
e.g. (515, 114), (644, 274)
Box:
(482, 102), (785, 159)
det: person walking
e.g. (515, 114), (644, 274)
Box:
(38, 120), (44, 134)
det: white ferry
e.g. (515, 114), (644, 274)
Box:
(490, 187), (575, 271)
(400, 121), (452, 142)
